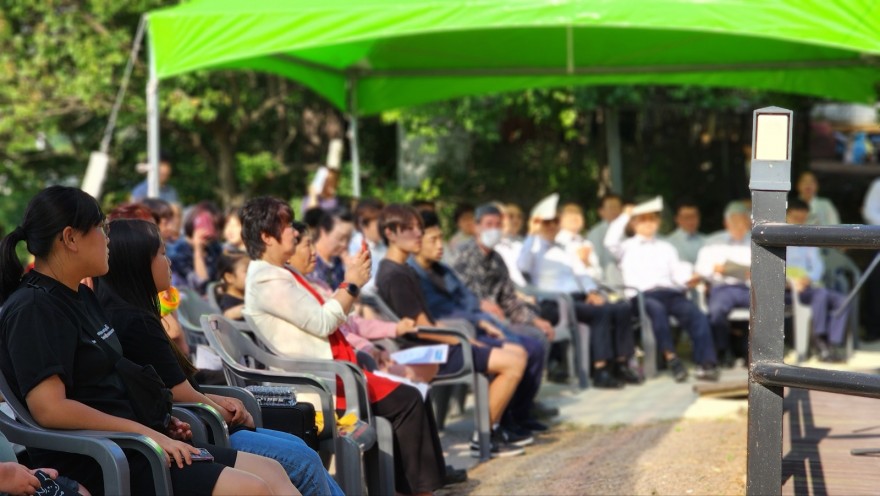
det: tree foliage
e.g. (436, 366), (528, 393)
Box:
(0, 1), (818, 235)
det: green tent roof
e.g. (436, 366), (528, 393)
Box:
(147, 0), (880, 114)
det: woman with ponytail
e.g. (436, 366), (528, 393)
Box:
(96, 218), (342, 496)
(0, 186), (297, 495)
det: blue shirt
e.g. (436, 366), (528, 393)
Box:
(309, 255), (346, 290)
(166, 238), (222, 294)
(408, 259), (481, 320)
(131, 180), (180, 204)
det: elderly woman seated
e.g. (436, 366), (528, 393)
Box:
(239, 196), (451, 496)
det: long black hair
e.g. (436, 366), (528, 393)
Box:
(0, 186), (104, 303)
(97, 219), (197, 377)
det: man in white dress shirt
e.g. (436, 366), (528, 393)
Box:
(605, 196), (719, 382)
(665, 200), (706, 265)
(555, 203), (603, 281)
(694, 201), (751, 363)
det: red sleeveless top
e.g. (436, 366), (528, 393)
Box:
(287, 268), (397, 406)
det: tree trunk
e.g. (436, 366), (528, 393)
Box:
(215, 134), (237, 208)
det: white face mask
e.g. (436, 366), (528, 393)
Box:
(479, 228), (503, 249)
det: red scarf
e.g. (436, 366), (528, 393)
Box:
(285, 267), (396, 404)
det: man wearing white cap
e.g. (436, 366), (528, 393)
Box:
(519, 194), (640, 388)
(605, 196), (720, 382)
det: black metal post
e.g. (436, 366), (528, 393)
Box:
(747, 106), (793, 496)
(747, 190), (788, 496)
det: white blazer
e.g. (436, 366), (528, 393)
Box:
(243, 260), (347, 360)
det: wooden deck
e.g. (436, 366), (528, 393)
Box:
(782, 388), (880, 495)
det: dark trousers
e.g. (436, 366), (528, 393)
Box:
(865, 259), (880, 339)
(636, 288), (717, 366)
(572, 299), (635, 362)
(707, 284), (750, 354)
(500, 330), (545, 425)
(799, 286), (848, 345)
(371, 386), (446, 494)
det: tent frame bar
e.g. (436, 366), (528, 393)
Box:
(273, 55), (872, 80)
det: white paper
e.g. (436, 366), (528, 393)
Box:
(371, 370), (431, 401)
(194, 344), (223, 370)
(390, 344), (449, 365)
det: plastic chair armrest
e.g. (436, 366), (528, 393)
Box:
(199, 385), (263, 428)
(174, 403), (230, 447)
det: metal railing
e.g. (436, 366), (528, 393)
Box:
(746, 108), (880, 494)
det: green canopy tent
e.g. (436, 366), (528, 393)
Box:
(144, 0), (880, 197)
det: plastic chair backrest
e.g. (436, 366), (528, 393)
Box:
(0, 429), (17, 462)
(178, 287), (217, 327)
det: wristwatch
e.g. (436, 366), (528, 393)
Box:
(338, 281), (360, 297)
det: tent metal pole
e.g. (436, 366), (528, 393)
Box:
(146, 16), (161, 199)
(347, 78), (362, 198)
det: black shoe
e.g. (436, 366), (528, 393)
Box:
(613, 362), (643, 385)
(593, 368), (625, 389)
(820, 346), (847, 363)
(668, 357), (688, 382)
(498, 426), (534, 447)
(530, 401), (559, 419)
(470, 431), (526, 458)
(444, 466), (468, 485)
(500, 421), (533, 437)
(519, 418), (550, 432)
(694, 364), (721, 381)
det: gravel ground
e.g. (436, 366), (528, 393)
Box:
(438, 415), (747, 495)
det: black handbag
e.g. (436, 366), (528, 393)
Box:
(245, 386), (319, 451)
(83, 325), (173, 433)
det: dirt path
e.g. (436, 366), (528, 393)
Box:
(439, 415), (746, 495)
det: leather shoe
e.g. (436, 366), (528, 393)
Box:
(668, 357), (688, 382)
(444, 466), (468, 485)
(593, 368), (624, 389)
(695, 364), (721, 381)
(613, 362), (643, 385)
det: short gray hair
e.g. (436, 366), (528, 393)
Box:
(724, 201), (750, 220)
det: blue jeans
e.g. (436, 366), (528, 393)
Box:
(230, 428), (344, 496)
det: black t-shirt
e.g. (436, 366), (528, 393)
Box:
(217, 293), (244, 315)
(99, 293), (189, 391)
(0, 271), (135, 422)
(375, 259), (434, 321)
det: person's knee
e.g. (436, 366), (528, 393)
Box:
(215, 469), (272, 496)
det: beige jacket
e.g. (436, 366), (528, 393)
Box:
(243, 260), (346, 360)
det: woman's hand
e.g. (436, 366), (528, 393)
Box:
(344, 250), (372, 287)
(144, 431), (201, 468)
(213, 396), (254, 428)
(166, 416), (193, 441)
(395, 317), (417, 336)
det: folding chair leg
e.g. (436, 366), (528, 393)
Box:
(637, 296), (658, 378)
(365, 417), (395, 496)
(430, 385), (453, 430)
(334, 436), (364, 495)
(575, 323), (591, 389)
(474, 373), (491, 462)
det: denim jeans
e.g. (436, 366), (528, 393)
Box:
(230, 428), (344, 496)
